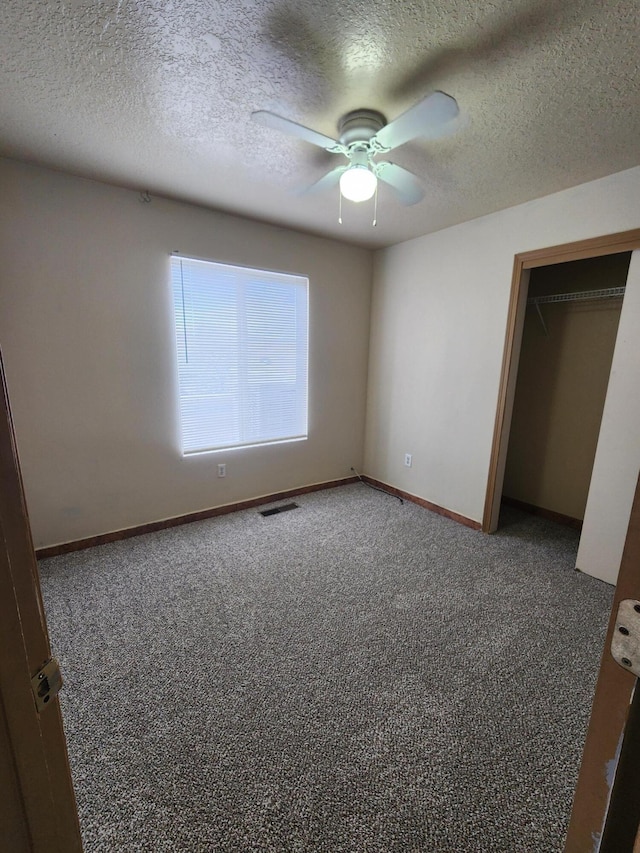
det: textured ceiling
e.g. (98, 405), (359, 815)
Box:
(1, 0), (639, 248)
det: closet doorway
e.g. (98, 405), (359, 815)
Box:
(483, 229), (640, 581)
(500, 252), (630, 531)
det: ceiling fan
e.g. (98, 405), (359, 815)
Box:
(251, 91), (460, 209)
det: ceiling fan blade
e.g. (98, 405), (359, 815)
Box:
(376, 162), (424, 206)
(251, 110), (341, 150)
(375, 91), (459, 150)
(297, 166), (347, 196)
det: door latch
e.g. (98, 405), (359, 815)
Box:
(30, 657), (63, 712)
(611, 600), (640, 677)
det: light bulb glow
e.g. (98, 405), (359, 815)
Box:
(339, 165), (377, 202)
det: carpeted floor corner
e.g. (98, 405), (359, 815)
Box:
(38, 484), (613, 852)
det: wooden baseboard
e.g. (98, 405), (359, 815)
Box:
(361, 476), (482, 530)
(501, 495), (583, 530)
(35, 476), (359, 559)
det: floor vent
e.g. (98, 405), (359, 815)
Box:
(259, 502), (299, 517)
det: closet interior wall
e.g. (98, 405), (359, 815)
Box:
(502, 252), (631, 525)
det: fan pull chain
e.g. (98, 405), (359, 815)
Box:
(372, 182), (378, 227)
(338, 189), (343, 225)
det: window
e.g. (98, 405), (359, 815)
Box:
(170, 255), (309, 454)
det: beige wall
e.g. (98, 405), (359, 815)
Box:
(503, 255), (627, 520)
(0, 158), (372, 548)
(366, 166), (640, 583)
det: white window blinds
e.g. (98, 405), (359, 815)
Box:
(171, 256), (309, 454)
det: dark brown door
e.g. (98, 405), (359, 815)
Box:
(0, 351), (83, 852)
(565, 472), (640, 851)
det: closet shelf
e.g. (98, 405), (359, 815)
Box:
(527, 286), (626, 306)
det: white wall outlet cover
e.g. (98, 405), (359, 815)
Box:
(217, 463), (226, 477)
(404, 453), (412, 467)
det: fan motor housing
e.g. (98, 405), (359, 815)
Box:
(338, 109), (386, 146)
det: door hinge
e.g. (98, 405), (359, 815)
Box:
(611, 600), (640, 677)
(31, 657), (63, 712)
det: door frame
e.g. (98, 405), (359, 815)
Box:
(482, 228), (640, 533)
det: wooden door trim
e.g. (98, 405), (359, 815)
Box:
(565, 472), (640, 851)
(482, 228), (640, 533)
(519, 229), (640, 268)
(482, 254), (526, 531)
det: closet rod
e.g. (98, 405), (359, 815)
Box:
(527, 286), (626, 306)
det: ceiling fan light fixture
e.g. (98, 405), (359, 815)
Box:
(339, 165), (377, 202)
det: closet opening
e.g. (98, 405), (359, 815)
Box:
(483, 229), (640, 561)
(497, 252), (631, 546)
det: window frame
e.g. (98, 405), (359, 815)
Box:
(170, 254), (309, 456)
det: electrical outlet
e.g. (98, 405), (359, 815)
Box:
(404, 453), (412, 468)
(217, 463), (226, 478)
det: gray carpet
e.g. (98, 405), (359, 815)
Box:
(38, 484), (613, 852)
